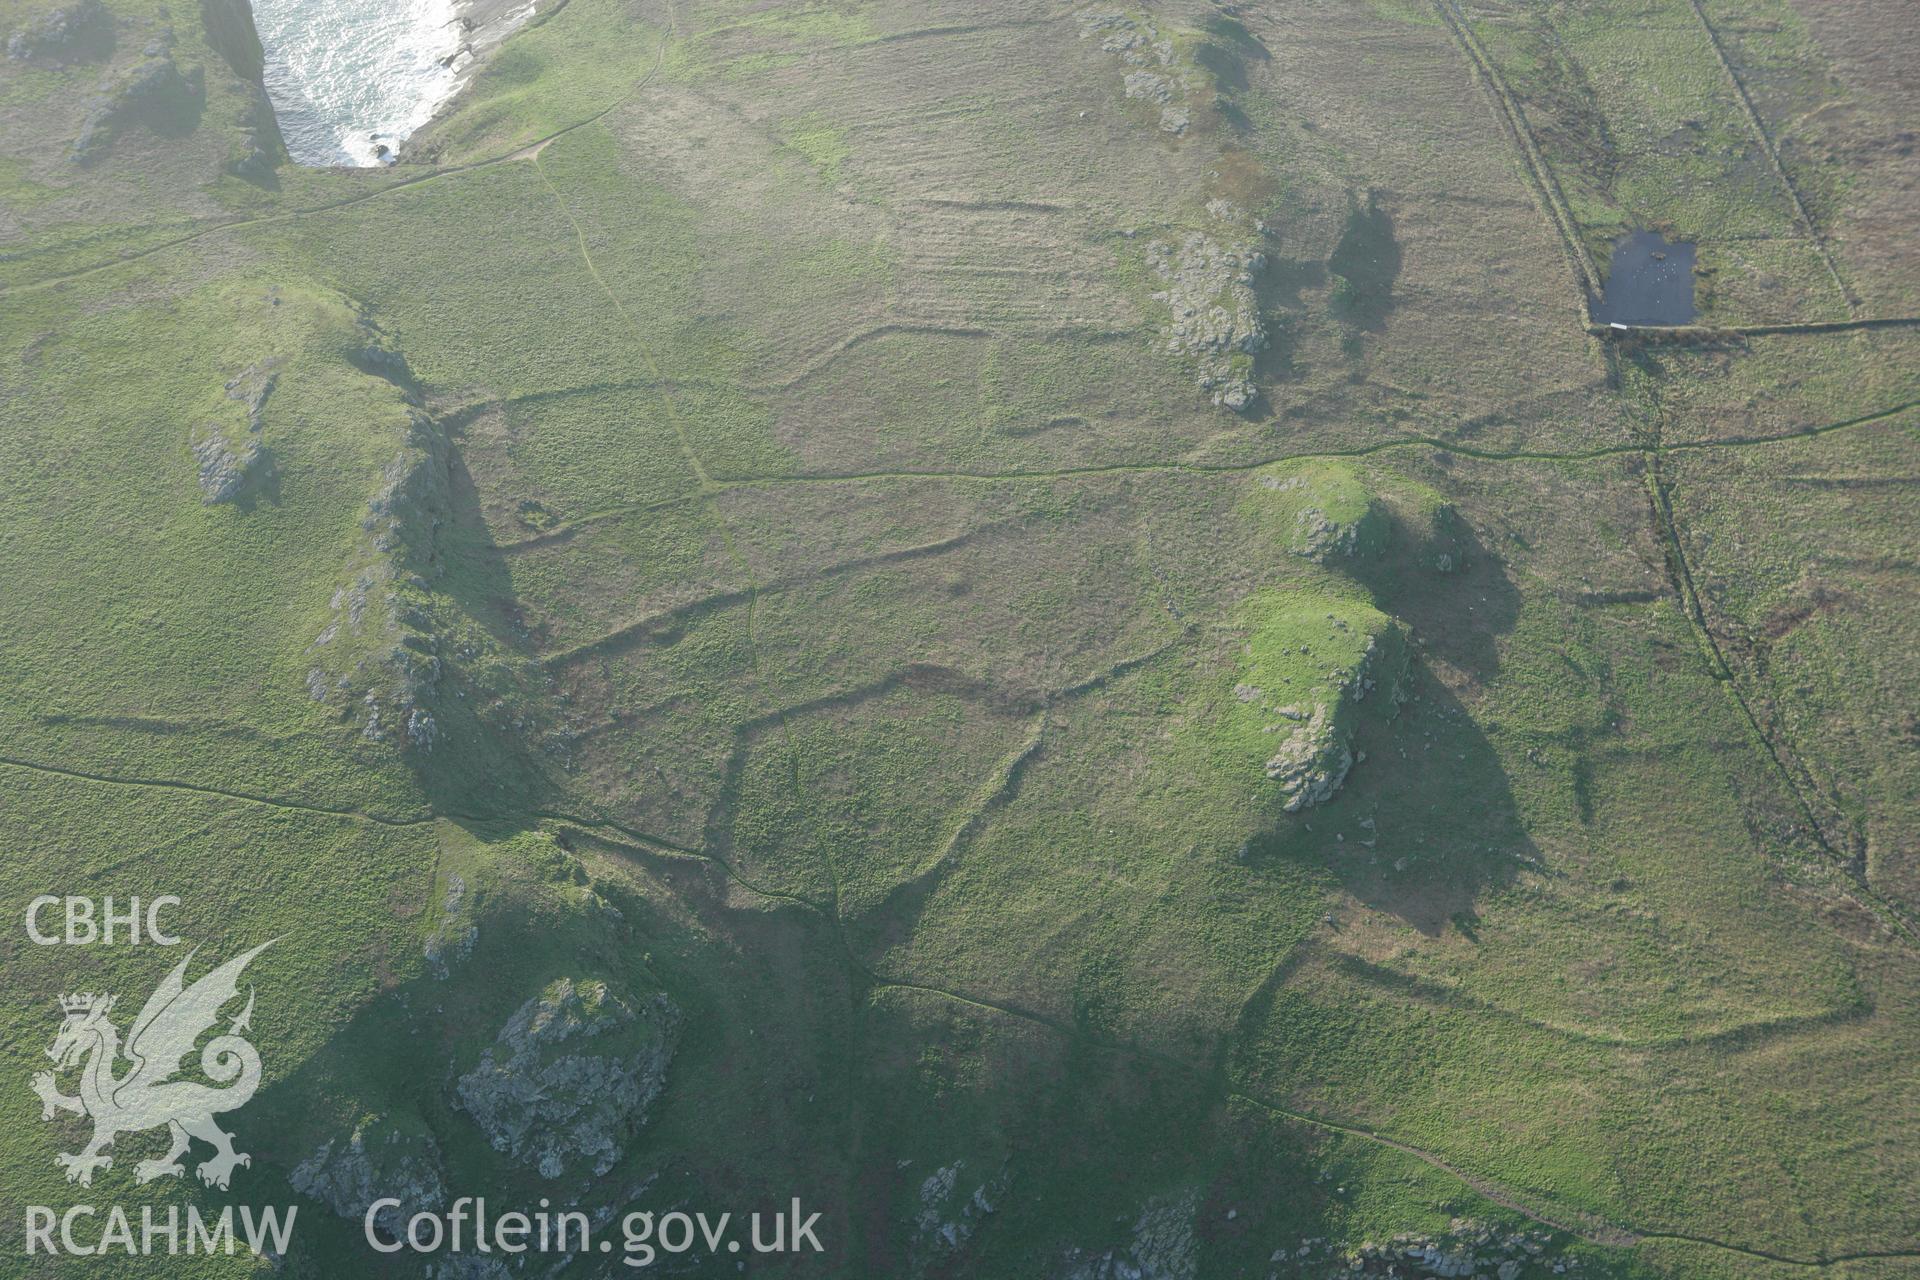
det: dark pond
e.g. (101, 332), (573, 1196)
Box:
(1591, 231), (1696, 326)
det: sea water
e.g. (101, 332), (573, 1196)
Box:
(253, 0), (464, 167)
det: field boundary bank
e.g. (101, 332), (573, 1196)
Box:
(1430, 0), (1600, 312)
(1683, 0), (1858, 317)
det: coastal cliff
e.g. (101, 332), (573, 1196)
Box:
(201, 0), (285, 176)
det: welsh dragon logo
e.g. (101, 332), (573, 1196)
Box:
(31, 942), (273, 1190)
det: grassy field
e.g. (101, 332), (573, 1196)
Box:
(0, 0), (1915, 1276)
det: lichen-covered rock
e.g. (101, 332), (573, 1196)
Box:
(290, 1115), (446, 1239)
(1077, 9), (1195, 135)
(456, 977), (680, 1180)
(190, 429), (265, 503)
(1262, 702), (1353, 812)
(1148, 232), (1267, 411)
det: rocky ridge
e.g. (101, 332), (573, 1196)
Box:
(1147, 224), (1268, 411)
(302, 332), (456, 753)
(1077, 9), (1272, 412)
(300, 326), (558, 766)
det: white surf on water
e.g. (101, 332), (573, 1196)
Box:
(253, 0), (464, 167)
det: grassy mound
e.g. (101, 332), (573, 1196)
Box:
(1229, 592), (1409, 812)
(1249, 460), (1391, 563)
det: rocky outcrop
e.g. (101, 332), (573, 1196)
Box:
(1260, 701), (1352, 812)
(1254, 460), (1463, 574)
(456, 977), (680, 1180)
(6, 0), (110, 62)
(1077, 9), (1272, 412)
(190, 428), (265, 503)
(1148, 231), (1267, 411)
(1260, 471), (1389, 563)
(1274, 1221), (1578, 1279)
(355, 408), (450, 749)
(1235, 602), (1409, 814)
(1058, 1189), (1198, 1280)
(1264, 627), (1406, 811)
(908, 1159), (1005, 1271)
(423, 873), (478, 978)
(37, 0), (280, 173)
(302, 323), (551, 765)
(290, 1115), (447, 1240)
(1077, 9), (1197, 135)
(1292, 504), (1367, 561)
(224, 362), (278, 430)
(72, 55), (204, 164)
(306, 334), (450, 751)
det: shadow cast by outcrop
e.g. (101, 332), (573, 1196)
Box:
(1247, 494), (1530, 934)
(1328, 192), (1401, 337)
(1354, 502), (1519, 685)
